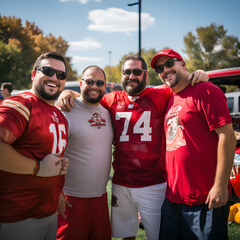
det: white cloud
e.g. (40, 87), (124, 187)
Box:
(88, 8), (155, 33)
(69, 38), (102, 51)
(72, 56), (102, 63)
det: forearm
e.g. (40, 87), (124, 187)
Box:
(0, 139), (35, 174)
(214, 125), (236, 187)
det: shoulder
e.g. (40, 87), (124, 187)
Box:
(0, 93), (35, 121)
(192, 82), (225, 97)
(101, 90), (124, 107)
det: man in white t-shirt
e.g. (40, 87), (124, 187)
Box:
(57, 66), (114, 240)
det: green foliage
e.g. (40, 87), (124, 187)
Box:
(184, 23), (240, 72)
(0, 15), (77, 89)
(104, 48), (163, 86)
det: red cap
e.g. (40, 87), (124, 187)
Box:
(150, 48), (183, 69)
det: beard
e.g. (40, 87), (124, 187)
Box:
(162, 70), (180, 89)
(35, 85), (61, 100)
(122, 72), (147, 95)
(82, 89), (105, 104)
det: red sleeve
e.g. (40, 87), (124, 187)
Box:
(0, 96), (31, 139)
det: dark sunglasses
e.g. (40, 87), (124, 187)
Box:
(36, 66), (67, 80)
(122, 68), (146, 76)
(81, 79), (105, 87)
(155, 58), (181, 74)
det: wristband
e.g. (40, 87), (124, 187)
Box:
(33, 160), (40, 176)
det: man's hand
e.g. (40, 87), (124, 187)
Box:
(189, 70), (209, 86)
(56, 89), (79, 112)
(37, 154), (69, 177)
(205, 184), (229, 209)
(58, 192), (72, 219)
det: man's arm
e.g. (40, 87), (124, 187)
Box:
(56, 89), (80, 112)
(0, 127), (69, 176)
(188, 70), (209, 86)
(205, 123), (236, 209)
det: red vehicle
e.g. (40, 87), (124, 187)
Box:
(208, 67), (240, 202)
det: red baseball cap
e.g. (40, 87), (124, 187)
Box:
(150, 48), (183, 69)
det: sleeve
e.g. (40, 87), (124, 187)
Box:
(198, 83), (232, 131)
(100, 91), (116, 110)
(0, 96), (31, 138)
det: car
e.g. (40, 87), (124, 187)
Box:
(207, 67), (240, 203)
(225, 91), (240, 113)
(11, 81), (123, 96)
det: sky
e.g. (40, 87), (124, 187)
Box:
(1, 0), (240, 75)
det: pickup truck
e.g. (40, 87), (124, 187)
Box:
(208, 67), (240, 202)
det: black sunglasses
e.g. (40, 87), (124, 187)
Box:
(122, 68), (146, 76)
(155, 58), (181, 74)
(81, 79), (105, 87)
(36, 66), (67, 80)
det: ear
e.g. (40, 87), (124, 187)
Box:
(31, 70), (37, 82)
(80, 80), (83, 87)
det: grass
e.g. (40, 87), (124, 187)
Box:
(107, 166), (240, 240)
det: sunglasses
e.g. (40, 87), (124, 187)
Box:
(122, 68), (146, 76)
(36, 66), (67, 80)
(155, 58), (181, 74)
(81, 79), (105, 87)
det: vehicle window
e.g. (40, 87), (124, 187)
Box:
(64, 86), (80, 93)
(227, 97), (234, 113)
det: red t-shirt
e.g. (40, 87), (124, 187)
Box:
(101, 86), (172, 187)
(0, 92), (68, 222)
(164, 82), (232, 205)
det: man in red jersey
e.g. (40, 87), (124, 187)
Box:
(0, 52), (69, 240)
(57, 54), (208, 240)
(151, 49), (236, 239)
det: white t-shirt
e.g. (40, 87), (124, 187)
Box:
(62, 98), (114, 198)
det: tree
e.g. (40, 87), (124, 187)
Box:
(104, 48), (163, 86)
(0, 15), (77, 89)
(184, 23), (240, 72)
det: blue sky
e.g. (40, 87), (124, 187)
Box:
(1, 0), (240, 75)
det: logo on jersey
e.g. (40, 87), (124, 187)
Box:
(166, 104), (186, 151)
(111, 194), (119, 207)
(117, 101), (125, 111)
(88, 113), (106, 129)
(51, 111), (59, 123)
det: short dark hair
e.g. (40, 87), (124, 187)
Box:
(81, 65), (106, 81)
(1, 82), (13, 93)
(33, 52), (67, 73)
(121, 54), (147, 71)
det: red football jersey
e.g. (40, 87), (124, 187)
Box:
(101, 87), (172, 187)
(0, 92), (68, 222)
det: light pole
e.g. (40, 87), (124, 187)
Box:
(108, 51), (112, 80)
(128, 0), (141, 57)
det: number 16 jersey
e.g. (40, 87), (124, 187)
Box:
(101, 86), (172, 188)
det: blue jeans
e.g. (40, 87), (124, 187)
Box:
(159, 198), (230, 240)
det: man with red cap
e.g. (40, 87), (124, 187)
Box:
(151, 49), (236, 239)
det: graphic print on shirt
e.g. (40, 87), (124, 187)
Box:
(165, 104), (186, 151)
(88, 112), (106, 129)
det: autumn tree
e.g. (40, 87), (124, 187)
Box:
(0, 15), (77, 89)
(184, 23), (240, 72)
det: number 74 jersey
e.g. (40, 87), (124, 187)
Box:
(101, 87), (172, 188)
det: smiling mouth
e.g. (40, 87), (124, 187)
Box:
(125, 79), (138, 85)
(164, 71), (175, 79)
(45, 82), (59, 88)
